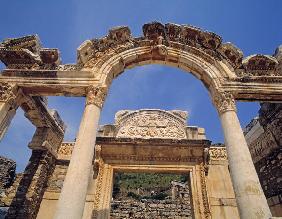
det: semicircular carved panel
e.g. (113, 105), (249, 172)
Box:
(115, 110), (187, 139)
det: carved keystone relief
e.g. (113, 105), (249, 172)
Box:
(115, 109), (188, 139)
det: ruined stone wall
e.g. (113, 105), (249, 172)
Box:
(255, 148), (282, 198)
(110, 181), (193, 219)
(45, 161), (68, 193)
(111, 199), (193, 219)
(245, 103), (282, 216)
(0, 156), (16, 191)
(0, 156), (16, 219)
(4, 150), (56, 219)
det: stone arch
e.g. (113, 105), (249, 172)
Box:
(77, 22), (244, 95)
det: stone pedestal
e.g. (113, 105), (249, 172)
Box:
(213, 91), (272, 219)
(54, 86), (107, 219)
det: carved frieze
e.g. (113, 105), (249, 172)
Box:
(248, 130), (278, 163)
(208, 147), (227, 160)
(85, 86), (108, 108)
(115, 109), (187, 139)
(212, 91), (236, 114)
(218, 42), (243, 69)
(79, 22), (246, 70)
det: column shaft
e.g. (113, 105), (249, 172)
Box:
(54, 86), (107, 219)
(213, 91), (272, 219)
(220, 110), (272, 219)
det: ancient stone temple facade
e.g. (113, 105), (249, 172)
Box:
(0, 22), (281, 219)
(244, 103), (282, 216)
(1, 109), (239, 219)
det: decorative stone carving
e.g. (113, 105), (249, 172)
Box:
(0, 82), (16, 103)
(57, 142), (74, 156)
(57, 64), (79, 71)
(108, 26), (131, 42)
(208, 147), (228, 160)
(165, 23), (182, 41)
(77, 40), (94, 65)
(240, 54), (279, 76)
(92, 158), (105, 218)
(180, 25), (221, 50)
(199, 164), (211, 219)
(115, 109), (187, 139)
(85, 85), (108, 108)
(143, 22), (167, 43)
(218, 42), (243, 69)
(93, 145), (103, 175)
(212, 91), (236, 114)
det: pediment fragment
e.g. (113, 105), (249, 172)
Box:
(240, 54), (279, 76)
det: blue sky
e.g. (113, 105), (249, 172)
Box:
(0, 1), (281, 172)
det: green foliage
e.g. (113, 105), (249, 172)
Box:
(113, 172), (189, 200)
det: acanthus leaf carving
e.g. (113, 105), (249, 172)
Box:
(85, 86), (108, 108)
(212, 90), (236, 114)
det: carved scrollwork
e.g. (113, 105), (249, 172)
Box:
(208, 147), (227, 160)
(200, 164), (211, 219)
(212, 90), (236, 114)
(115, 110), (187, 139)
(0, 82), (16, 103)
(85, 86), (108, 108)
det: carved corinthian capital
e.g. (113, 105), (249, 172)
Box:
(86, 86), (108, 108)
(212, 90), (237, 114)
(0, 82), (16, 103)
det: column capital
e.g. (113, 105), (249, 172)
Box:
(86, 85), (108, 108)
(212, 90), (237, 114)
(0, 82), (17, 104)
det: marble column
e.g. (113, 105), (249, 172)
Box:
(212, 91), (272, 219)
(0, 82), (18, 140)
(54, 86), (107, 219)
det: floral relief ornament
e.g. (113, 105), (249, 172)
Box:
(212, 90), (237, 114)
(86, 85), (108, 108)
